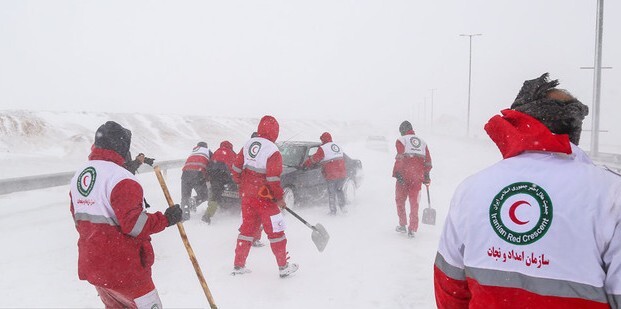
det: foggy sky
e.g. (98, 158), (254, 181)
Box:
(0, 1), (619, 139)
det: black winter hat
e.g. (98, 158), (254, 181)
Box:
(510, 73), (589, 145)
(197, 141), (208, 148)
(399, 121), (413, 136)
(94, 121), (132, 161)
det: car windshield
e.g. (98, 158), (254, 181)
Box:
(279, 144), (307, 167)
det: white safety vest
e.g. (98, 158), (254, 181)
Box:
(399, 134), (427, 157)
(242, 137), (279, 174)
(189, 146), (210, 160)
(320, 142), (344, 163)
(437, 144), (621, 303)
(70, 160), (139, 228)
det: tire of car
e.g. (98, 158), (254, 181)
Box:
(283, 187), (296, 208)
(343, 178), (356, 205)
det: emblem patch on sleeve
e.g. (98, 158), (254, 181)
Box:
(77, 166), (97, 197)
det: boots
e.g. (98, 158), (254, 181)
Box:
(202, 201), (220, 224)
(231, 266), (252, 276)
(395, 225), (406, 233)
(278, 262), (299, 278)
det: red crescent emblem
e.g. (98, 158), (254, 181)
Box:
(82, 175), (90, 187)
(509, 201), (531, 225)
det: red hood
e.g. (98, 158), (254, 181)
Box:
(88, 146), (126, 166)
(220, 140), (233, 150)
(257, 115), (279, 142)
(484, 109), (572, 159)
(320, 132), (332, 144)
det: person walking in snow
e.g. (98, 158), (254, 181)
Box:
(434, 73), (621, 308)
(303, 132), (348, 215)
(180, 141), (211, 220)
(230, 115), (298, 278)
(202, 140), (236, 224)
(392, 120), (432, 238)
(69, 121), (182, 308)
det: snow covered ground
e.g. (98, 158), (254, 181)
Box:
(0, 113), (503, 308)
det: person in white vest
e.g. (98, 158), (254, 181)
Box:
(434, 73), (621, 308)
(392, 120), (432, 238)
(180, 141), (212, 220)
(303, 132), (348, 215)
(69, 121), (183, 308)
(230, 115), (298, 278)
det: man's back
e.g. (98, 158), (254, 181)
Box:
(436, 146), (621, 308)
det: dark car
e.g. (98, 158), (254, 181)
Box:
(220, 141), (363, 208)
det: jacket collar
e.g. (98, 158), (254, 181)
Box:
(88, 146), (126, 166)
(402, 129), (415, 136)
(484, 109), (572, 159)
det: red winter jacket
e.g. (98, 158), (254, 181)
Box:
(232, 116), (284, 201)
(69, 147), (169, 293)
(434, 110), (609, 309)
(182, 146), (210, 176)
(211, 141), (236, 172)
(303, 132), (347, 180)
(392, 129), (432, 185)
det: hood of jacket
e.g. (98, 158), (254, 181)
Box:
(484, 109), (572, 159)
(257, 115), (279, 142)
(220, 140), (233, 150)
(320, 132), (332, 144)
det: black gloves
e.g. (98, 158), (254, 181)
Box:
(423, 172), (431, 185)
(395, 173), (405, 185)
(165, 204), (183, 226)
(144, 157), (155, 166)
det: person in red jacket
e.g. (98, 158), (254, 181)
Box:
(303, 132), (348, 215)
(392, 120), (432, 238)
(180, 141), (211, 220)
(230, 115), (298, 278)
(202, 140), (236, 224)
(433, 73), (621, 308)
(69, 121), (182, 308)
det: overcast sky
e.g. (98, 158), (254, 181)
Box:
(0, 1), (619, 140)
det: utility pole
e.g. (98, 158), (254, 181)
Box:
(460, 33), (482, 137)
(430, 88), (436, 130)
(423, 97), (427, 127)
(589, 0), (605, 157)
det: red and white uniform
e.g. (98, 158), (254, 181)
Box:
(211, 141), (236, 172)
(392, 129), (432, 232)
(69, 147), (169, 305)
(435, 109), (621, 308)
(392, 130), (432, 184)
(182, 145), (211, 176)
(231, 116), (289, 268)
(303, 132), (347, 180)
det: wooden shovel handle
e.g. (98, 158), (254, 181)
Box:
(154, 166), (218, 309)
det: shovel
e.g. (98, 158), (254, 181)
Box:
(422, 185), (436, 225)
(285, 207), (330, 252)
(258, 185), (330, 252)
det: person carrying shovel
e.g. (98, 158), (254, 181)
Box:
(392, 120), (433, 239)
(230, 115), (299, 278)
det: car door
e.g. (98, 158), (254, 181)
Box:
(295, 146), (326, 192)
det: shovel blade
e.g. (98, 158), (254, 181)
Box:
(422, 207), (436, 225)
(311, 223), (330, 252)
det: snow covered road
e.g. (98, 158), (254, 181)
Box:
(0, 133), (500, 308)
